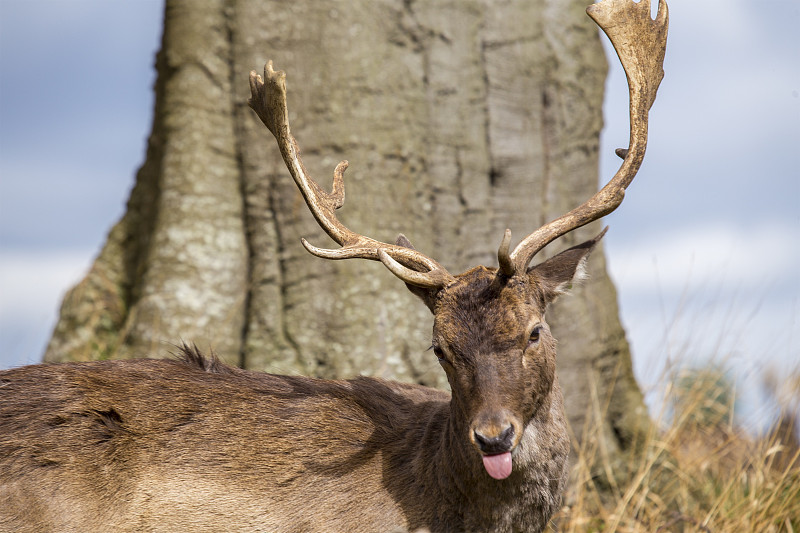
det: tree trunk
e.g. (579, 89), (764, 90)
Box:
(45, 0), (650, 462)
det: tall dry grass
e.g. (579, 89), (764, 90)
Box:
(552, 366), (800, 532)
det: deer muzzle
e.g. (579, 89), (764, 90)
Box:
(470, 412), (523, 480)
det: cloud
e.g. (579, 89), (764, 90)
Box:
(606, 221), (800, 295)
(0, 249), (93, 321)
(0, 249), (94, 368)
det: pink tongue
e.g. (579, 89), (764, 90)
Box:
(482, 452), (512, 480)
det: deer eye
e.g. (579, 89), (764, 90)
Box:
(528, 326), (542, 347)
(432, 345), (446, 362)
(432, 346), (454, 369)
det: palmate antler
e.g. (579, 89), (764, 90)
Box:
(248, 0), (668, 285)
(499, 0), (669, 276)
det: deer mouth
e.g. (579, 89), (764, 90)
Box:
(482, 451), (513, 480)
(471, 421), (518, 479)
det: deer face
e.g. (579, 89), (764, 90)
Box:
(422, 236), (601, 479)
(433, 269), (553, 453)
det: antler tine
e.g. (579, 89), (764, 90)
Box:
(248, 61), (455, 288)
(497, 229), (515, 277)
(503, 0), (668, 275)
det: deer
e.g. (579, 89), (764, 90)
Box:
(0, 1), (667, 531)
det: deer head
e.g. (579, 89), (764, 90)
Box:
(248, 0), (667, 481)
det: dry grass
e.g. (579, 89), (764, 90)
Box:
(552, 367), (800, 532)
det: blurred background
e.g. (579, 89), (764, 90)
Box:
(1, 0), (798, 431)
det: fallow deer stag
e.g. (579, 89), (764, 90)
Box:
(0, 1), (667, 531)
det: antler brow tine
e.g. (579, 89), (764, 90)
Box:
(500, 0), (668, 276)
(248, 61), (455, 288)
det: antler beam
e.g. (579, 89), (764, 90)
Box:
(248, 62), (455, 289)
(501, 0), (668, 276)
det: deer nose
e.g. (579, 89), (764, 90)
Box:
(473, 425), (515, 455)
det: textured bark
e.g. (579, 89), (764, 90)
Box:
(45, 0), (650, 458)
(45, 1), (248, 365)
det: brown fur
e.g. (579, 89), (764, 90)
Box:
(0, 238), (600, 532)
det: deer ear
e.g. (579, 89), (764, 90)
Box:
(527, 227), (607, 304)
(395, 234), (439, 313)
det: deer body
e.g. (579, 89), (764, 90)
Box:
(2, 348), (568, 533)
(0, 1), (667, 531)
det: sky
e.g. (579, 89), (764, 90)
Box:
(1, 0), (798, 429)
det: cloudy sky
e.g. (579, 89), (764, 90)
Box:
(1, 0), (798, 427)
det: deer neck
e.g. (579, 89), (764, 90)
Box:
(409, 376), (567, 527)
(396, 382), (569, 531)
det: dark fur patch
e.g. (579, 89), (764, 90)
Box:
(176, 343), (235, 374)
(90, 408), (126, 443)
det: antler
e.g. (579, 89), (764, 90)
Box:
(248, 62), (455, 289)
(499, 0), (668, 277)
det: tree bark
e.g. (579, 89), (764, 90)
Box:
(45, 0), (650, 459)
